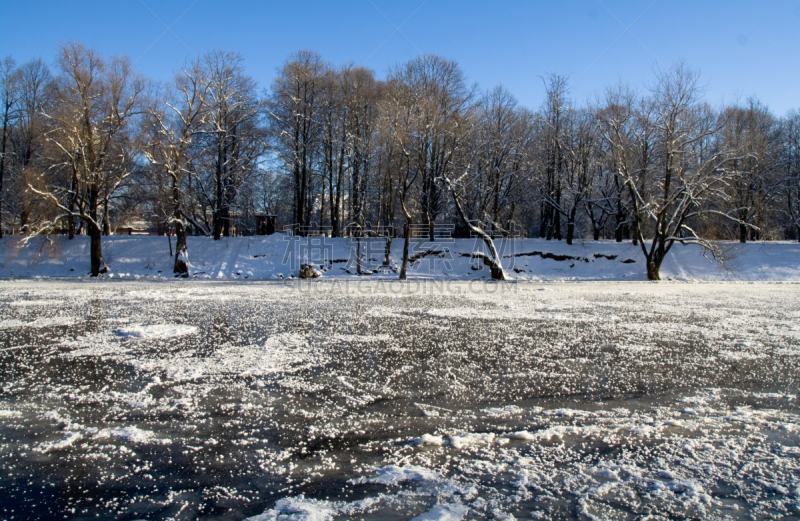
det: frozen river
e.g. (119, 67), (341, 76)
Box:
(1, 280), (800, 520)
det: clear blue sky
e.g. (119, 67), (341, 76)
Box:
(2, 1), (799, 115)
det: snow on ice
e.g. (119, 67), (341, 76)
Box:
(1, 279), (800, 519)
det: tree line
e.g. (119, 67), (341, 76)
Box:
(1, 43), (799, 280)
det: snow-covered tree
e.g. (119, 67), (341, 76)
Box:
(195, 51), (265, 240)
(458, 86), (533, 236)
(6, 58), (52, 235)
(782, 110), (800, 240)
(600, 64), (743, 280)
(384, 55), (474, 278)
(142, 58), (209, 276)
(267, 50), (327, 231)
(0, 56), (20, 238)
(717, 99), (781, 242)
(29, 43), (144, 275)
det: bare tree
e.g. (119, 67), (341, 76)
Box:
(583, 135), (620, 241)
(0, 56), (20, 238)
(195, 51), (266, 240)
(8, 59), (53, 235)
(601, 64), (741, 280)
(29, 43), (144, 275)
(458, 86), (533, 236)
(268, 50), (327, 232)
(539, 106), (598, 244)
(389, 55), (475, 242)
(537, 74), (569, 240)
(142, 59), (209, 276)
(444, 170), (506, 280)
(719, 99), (780, 242)
(381, 75), (418, 280)
(319, 67), (347, 237)
(783, 110), (800, 240)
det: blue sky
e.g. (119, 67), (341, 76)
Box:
(2, 1), (799, 115)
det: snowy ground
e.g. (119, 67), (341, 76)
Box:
(2, 234), (800, 281)
(1, 280), (799, 520)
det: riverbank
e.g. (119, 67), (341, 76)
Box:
(1, 235), (798, 281)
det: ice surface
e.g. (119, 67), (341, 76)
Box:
(2, 280), (800, 519)
(0, 316), (76, 329)
(8, 299), (64, 306)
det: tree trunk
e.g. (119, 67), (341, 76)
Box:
(646, 257), (661, 281)
(383, 236), (392, 267)
(399, 221), (411, 280)
(739, 222), (747, 243)
(614, 201), (625, 242)
(447, 179), (505, 281)
(87, 183), (105, 276)
(19, 207), (29, 234)
(89, 224), (106, 276)
(172, 172), (189, 276)
(566, 207), (576, 245)
(212, 206), (223, 240)
(102, 199), (111, 235)
(213, 138), (225, 240)
(222, 207), (231, 237)
(0, 119), (5, 239)
(482, 252), (505, 280)
(554, 214), (562, 240)
(174, 221), (189, 277)
(213, 214), (223, 240)
(356, 237), (363, 275)
(68, 176), (78, 239)
(554, 189), (562, 240)
(0, 97), (12, 239)
(539, 202), (547, 238)
(644, 235), (669, 281)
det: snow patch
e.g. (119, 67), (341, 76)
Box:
(482, 405), (523, 416)
(94, 425), (168, 444)
(364, 465), (440, 485)
(244, 495), (340, 521)
(447, 433), (496, 449)
(411, 434), (445, 446)
(34, 432), (82, 453)
(115, 324), (198, 339)
(410, 504), (469, 521)
(0, 316), (76, 329)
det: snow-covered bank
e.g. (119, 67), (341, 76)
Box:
(1, 235), (799, 281)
